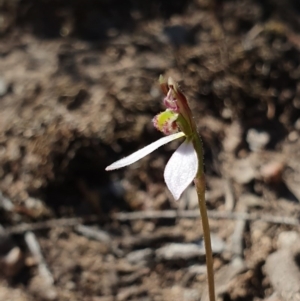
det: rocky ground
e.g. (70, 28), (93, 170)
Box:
(1, 0), (300, 300)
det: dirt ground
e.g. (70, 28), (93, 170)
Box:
(1, 0), (300, 300)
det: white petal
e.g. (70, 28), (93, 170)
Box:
(164, 140), (198, 200)
(106, 132), (185, 171)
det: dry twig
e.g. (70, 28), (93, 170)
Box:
(24, 231), (54, 286)
(116, 210), (300, 226)
(2, 209), (300, 235)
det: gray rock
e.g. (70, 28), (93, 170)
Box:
(196, 233), (225, 254)
(246, 128), (270, 151)
(231, 157), (256, 184)
(210, 233), (226, 254)
(156, 243), (205, 261)
(187, 264), (207, 275)
(126, 248), (153, 265)
(183, 288), (201, 301)
(277, 231), (300, 250)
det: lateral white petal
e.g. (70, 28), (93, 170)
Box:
(106, 132), (185, 171)
(164, 140), (198, 200)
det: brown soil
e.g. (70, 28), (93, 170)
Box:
(1, 0), (300, 300)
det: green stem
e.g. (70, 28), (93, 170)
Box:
(193, 135), (216, 301)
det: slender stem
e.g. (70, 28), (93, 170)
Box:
(195, 176), (216, 301)
(193, 134), (216, 301)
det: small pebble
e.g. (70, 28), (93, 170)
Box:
(277, 231), (300, 250)
(295, 118), (300, 130)
(0, 247), (24, 277)
(231, 158), (256, 184)
(126, 248), (153, 265)
(288, 131), (298, 142)
(187, 264), (207, 275)
(246, 128), (270, 151)
(156, 243), (205, 261)
(260, 161), (284, 184)
(195, 233), (225, 254)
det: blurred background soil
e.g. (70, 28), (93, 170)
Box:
(1, 0), (300, 300)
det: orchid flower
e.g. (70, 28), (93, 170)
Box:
(106, 77), (216, 300)
(105, 77), (199, 200)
